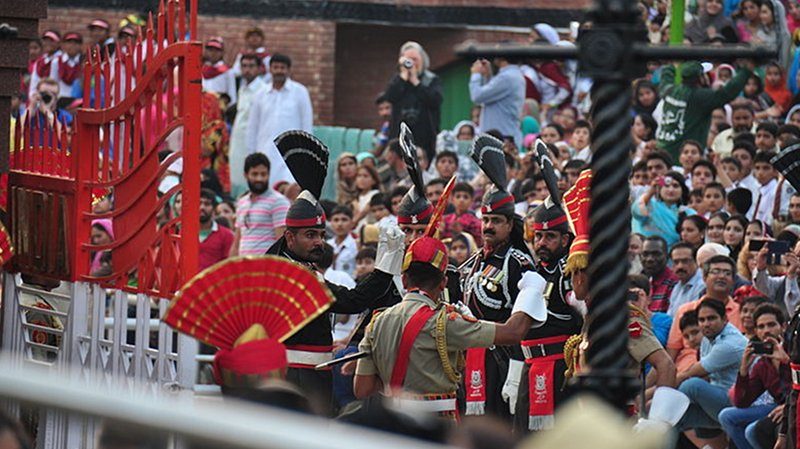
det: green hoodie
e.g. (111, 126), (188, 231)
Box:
(655, 65), (751, 161)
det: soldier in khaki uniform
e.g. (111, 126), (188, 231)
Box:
(354, 235), (549, 419)
(561, 170), (676, 408)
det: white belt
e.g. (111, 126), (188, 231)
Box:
(286, 350), (333, 366)
(391, 397), (457, 413)
(791, 366), (800, 385)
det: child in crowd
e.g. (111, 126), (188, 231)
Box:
(444, 182), (482, 246)
(327, 206), (358, 278)
(678, 140), (704, 179)
(369, 193), (396, 227)
(702, 182), (727, 217)
(726, 188), (753, 217)
(690, 159), (717, 190)
(571, 120), (593, 162)
(354, 247), (376, 282)
(689, 188), (706, 216)
(719, 156), (743, 190)
(752, 151), (779, 226)
(434, 150), (459, 180)
(677, 310), (702, 373)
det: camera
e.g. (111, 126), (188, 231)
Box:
(402, 59), (414, 69)
(40, 92), (53, 105)
(751, 340), (774, 355)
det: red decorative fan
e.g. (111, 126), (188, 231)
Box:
(0, 221), (14, 267)
(163, 256), (334, 349)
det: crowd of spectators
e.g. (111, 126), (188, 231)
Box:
(13, 3), (800, 448)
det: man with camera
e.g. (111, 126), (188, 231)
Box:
(28, 78), (71, 131)
(718, 304), (789, 449)
(469, 56), (525, 148)
(753, 240), (800, 315)
(383, 41), (442, 162)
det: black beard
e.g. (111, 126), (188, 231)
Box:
(200, 214), (211, 224)
(248, 181), (268, 195)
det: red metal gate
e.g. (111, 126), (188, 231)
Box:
(10, 0), (201, 298)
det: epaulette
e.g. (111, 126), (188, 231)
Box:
(509, 247), (534, 267)
(366, 309), (386, 334)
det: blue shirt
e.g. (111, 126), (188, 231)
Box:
(469, 64), (525, 146)
(667, 269), (706, 318)
(700, 323), (747, 389)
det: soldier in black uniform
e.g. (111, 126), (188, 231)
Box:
(460, 134), (536, 422)
(265, 131), (399, 415)
(513, 197), (583, 433)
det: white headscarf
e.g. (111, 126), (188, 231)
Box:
(533, 23), (559, 45)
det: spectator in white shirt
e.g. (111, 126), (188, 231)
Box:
(669, 242), (707, 317)
(246, 53), (313, 186)
(731, 142), (761, 200)
(327, 206), (358, 278)
(751, 151), (779, 227)
(229, 53), (267, 198)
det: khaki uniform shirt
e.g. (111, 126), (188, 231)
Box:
(577, 304), (663, 373)
(356, 291), (496, 394)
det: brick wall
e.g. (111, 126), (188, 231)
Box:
(40, 3), (581, 127)
(42, 7), (337, 123)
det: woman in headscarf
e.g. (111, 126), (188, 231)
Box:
(763, 61), (793, 111)
(632, 79), (659, 115)
(335, 152), (359, 206)
(753, 0), (791, 68)
(90, 219), (114, 276)
(734, 0), (763, 43)
(686, 0), (739, 44)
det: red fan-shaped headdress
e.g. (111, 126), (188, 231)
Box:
(164, 256), (334, 385)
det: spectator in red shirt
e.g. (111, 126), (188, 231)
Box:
(199, 188), (234, 269)
(718, 303), (789, 449)
(443, 182), (482, 246)
(642, 235), (679, 312)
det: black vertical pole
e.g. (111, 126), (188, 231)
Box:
(573, 0), (643, 411)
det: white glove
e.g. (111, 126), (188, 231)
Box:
(374, 224), (406, 276)
(453, 302), (475, 320)
(511, 271), (548, 322)
(501, 359), (525, 415)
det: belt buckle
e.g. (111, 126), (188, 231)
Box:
(538, 343), (547, 357)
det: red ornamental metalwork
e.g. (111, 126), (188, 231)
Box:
(8, 0), (201, 298)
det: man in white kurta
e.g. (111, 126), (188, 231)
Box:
(245, 53), (313, 185)
(229, 55), (268, 198)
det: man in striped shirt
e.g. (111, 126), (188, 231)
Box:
(232, 153), (290, 256)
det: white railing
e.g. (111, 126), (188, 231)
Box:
(0, 354), (452, 449)
(1, 273), (199, 449)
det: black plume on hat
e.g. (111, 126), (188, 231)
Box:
(397, 123), (432, 224)
(534, 138), (562, 205)
(399, 122), (425, 200)
(772, 141), (800, 193)
(274, 130), (329, 200)
(471, 134), (515, 216)
(471, 134), (508, 193)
